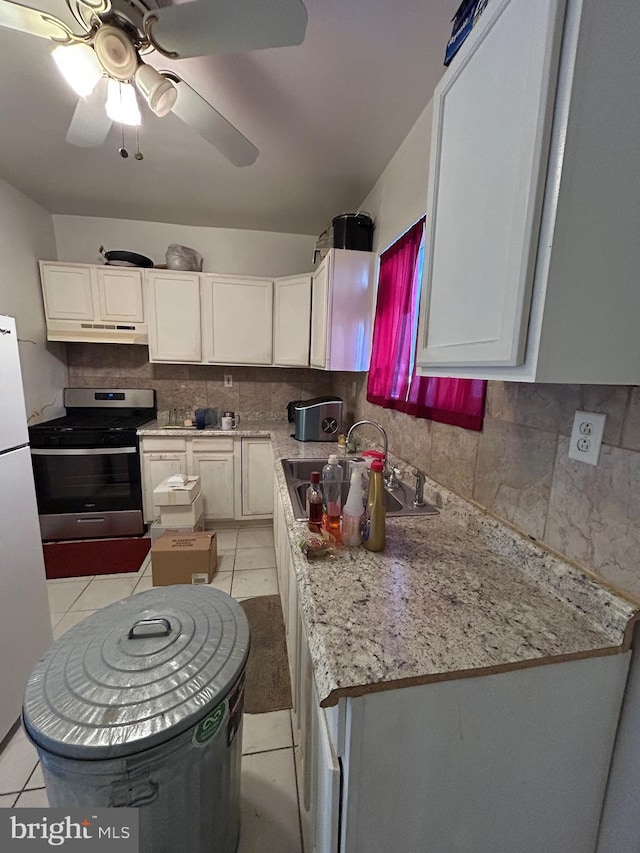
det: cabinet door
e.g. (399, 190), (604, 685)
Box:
(273, 274), (312, 366)
(310, 257), (330, 368)
(40, 263), (94, 321)
(311, 685), (341, 853)
(203, 276), (273, 364)
(141, 452), (188, 523)
(240, 438), (273, 517)
(96, 267), (144, 323)
(191, 451), (235, 520)
(146, 271), (202, 362)
(416, 0), (565, 368)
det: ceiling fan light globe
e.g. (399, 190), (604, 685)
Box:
(134, 65), (177, 117)
(151, 81), (177, 117)
(106, 79), (142, 127)
(53, 44), (102, 98)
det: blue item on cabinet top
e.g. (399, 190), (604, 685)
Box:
(444, 0), (490, 66)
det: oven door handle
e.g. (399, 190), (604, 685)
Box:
(30, 447), (137, 456)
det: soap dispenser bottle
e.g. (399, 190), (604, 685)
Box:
(342, 467), (365, 546)
(363, 459), (385, 552)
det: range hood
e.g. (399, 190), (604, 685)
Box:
(45, 318), (148, 345)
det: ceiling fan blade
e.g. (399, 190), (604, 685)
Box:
(0, 0), (72, 40)
(66, 78), (113, 147)
(168, 75), (259, 167)
(145, 0), (307, 59)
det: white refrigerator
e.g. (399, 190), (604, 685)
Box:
(0, 315), (53, 742)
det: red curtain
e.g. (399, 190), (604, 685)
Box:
(366, 218), (486, 431)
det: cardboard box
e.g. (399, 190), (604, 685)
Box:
(153, 475), (201, 506)
(152, 531), (217, 586)
(159, 491), (204, 527)
(149, 516), (205, 546)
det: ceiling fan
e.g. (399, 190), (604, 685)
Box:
(0, 0), (308, 164)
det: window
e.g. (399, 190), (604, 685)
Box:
(367, 217), (486, 431)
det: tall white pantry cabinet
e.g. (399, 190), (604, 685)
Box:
(417, 0), (640, 383)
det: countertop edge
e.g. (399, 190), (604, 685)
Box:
(318, 644), (629, 708)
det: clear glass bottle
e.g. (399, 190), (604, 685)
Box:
(363, 460), (386, 552)
(306, 471), (323, 533)
(321, 454), (344, 541)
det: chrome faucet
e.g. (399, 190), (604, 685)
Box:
(345, 420), (399, 489)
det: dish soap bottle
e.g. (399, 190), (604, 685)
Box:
(363, 459), (385, 552)
(306, 471), (323, 533)
(322, 454), (344, 541)
(342, 466), (365, 547)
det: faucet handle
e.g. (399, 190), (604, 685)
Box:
(412, 468), (426, 506)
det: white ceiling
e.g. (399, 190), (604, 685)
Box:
(0, 0), (454, 235)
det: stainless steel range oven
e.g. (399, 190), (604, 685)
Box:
(29, 388), (156, 541)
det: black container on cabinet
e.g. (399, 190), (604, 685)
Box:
(332, 213), (373, 252)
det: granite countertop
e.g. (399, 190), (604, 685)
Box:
(140, 420), (640, 707)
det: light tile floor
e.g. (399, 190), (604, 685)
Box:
(0, 525), (303, 853)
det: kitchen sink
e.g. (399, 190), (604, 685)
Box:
(281, 458), (440, 520)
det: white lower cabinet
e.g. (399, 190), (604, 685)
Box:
(240, 438), (273, 518)
(140, 434), (273, 524)
(139, 438), (188, 523)
(191, 437), (235, 521)
(274, 486), (630, 853)
(275, 486), (340, 853)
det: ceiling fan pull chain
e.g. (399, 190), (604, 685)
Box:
(135, 126), (143, 161)
(119, 117), (128, 159)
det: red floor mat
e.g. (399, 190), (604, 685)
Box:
(43, 537), (151, 579)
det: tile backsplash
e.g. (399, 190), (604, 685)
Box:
(334, 373), (640, 602)
(67, 343), (640, 602)
(66, 344), (334, 421)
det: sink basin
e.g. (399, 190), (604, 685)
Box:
(283, 457), (365, 481)
(281, 458), (439, 520)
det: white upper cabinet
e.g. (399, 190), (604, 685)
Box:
(202, 274), (273, 365)
(273, 274), (312, 366)
(40, 262), (147, 344)
(40, 263), (95, 321)
(310, 249), (377, 371)
(417, 0), (640, 383)
(96, 267), (144, 323)
(146, 270), (202, 362)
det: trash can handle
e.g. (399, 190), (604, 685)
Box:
(128, 618), (172, 639)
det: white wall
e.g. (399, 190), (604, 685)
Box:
(360, 101), (433, 253)
(0, 179), (66, 424)
(53, 215), (317, 278)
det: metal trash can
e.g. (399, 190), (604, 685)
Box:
(22, 586), (250, 853)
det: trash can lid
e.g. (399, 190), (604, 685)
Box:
(23, 586), (250, 760)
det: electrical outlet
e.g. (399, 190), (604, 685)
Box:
(568, 411), (606, 466)
(224, 374), (233, 388)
